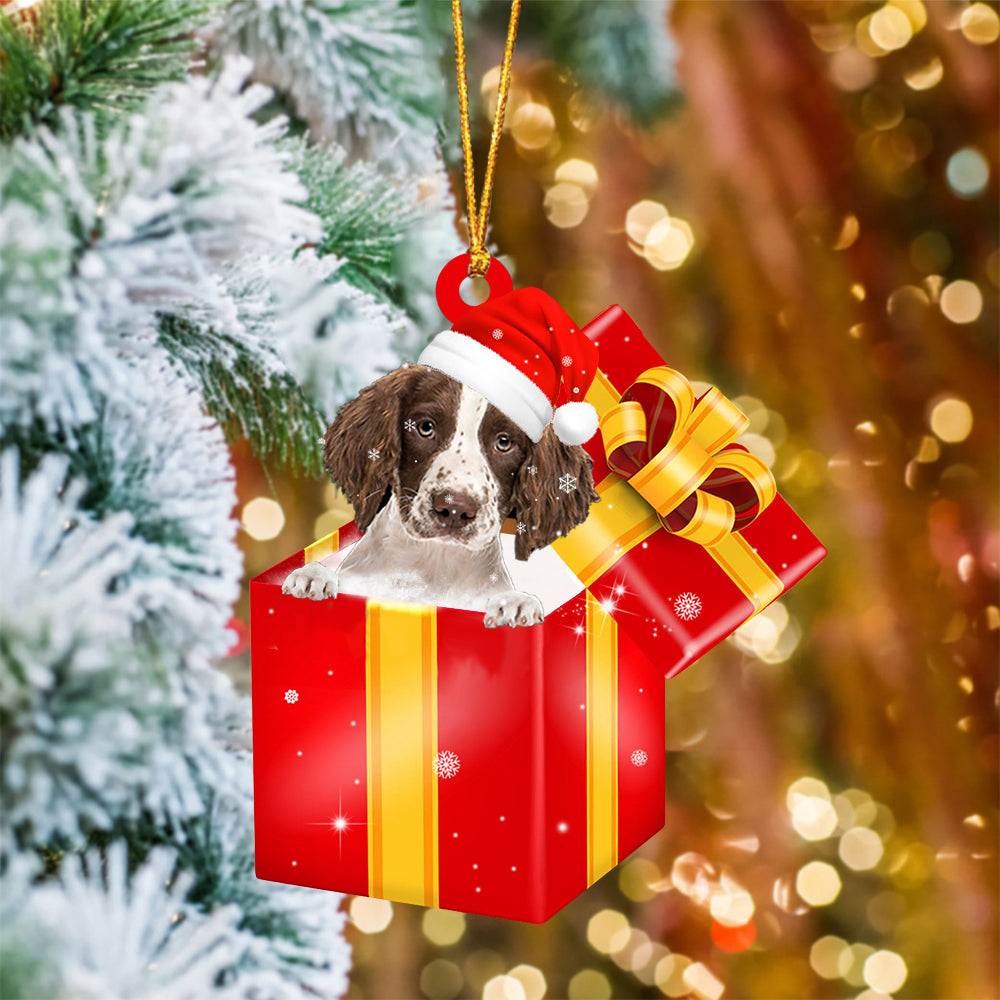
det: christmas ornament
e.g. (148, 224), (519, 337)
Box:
(251, 0), (825, 922)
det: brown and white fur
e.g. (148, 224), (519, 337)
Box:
(282, 364), (599, 627)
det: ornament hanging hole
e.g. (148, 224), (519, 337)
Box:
(436, 253), (513, 323)
(459, 275), (490, 306)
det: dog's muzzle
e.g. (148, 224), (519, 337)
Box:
(429, 490), (479, 535)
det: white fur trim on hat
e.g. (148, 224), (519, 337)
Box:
(552, 401), (599, 445)
(418, 330), (554, 443)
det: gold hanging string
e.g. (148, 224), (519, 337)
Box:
(452, 0), (521, 277)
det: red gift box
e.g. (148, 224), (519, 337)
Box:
(549, 305), (826, 677)
(252, 529), (665, 923)
(251, 303), (824, 921)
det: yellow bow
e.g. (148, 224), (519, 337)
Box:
(598, 367), (777, 548)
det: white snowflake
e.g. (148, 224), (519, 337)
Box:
(403, 418), (416, 433)
(527, 465), (537, 476)
(558, 473), (577, 494)
(444, 493), (454, 504)
(491, 328), (504, 340)
(284, 689), (299, 704)
(517, 521), (526, 535)
(673, 592), (702, 621)
(561, 354), (573, 367)
(367, 448), (380, 461)
(433, 750), (461, 779)
(631, 749), (649, 767)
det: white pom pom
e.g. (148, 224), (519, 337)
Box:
(552, 402), (599, 445)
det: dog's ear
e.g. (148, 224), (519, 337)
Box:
(510, 426), (600, 560)
(322, 366), (414, 532)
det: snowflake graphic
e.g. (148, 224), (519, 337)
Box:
(284, 689), (299, 704)
(403, 418), (416, 433)
(444, 493), (454, 504)
(526, 465), (537, 476)
(631, 749), (649, 767)
(433, 750), (461, 779)
(561, 354), (573, 367)
(517, 521), (527, 535)
(558, 473), (577, 494)
(673, 592), (702, 621)
(491, 328), (504, 340)
(367, 448), (380, 461)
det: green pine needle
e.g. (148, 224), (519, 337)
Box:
(0, 0), (222, 141)
(158, 314), (327, 478)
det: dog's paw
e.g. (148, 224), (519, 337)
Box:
(282, 562), (339, 601)
(484, 591), (544, 628)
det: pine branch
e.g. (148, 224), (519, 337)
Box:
(290, 139), (421, 305)
(0, 0), (222, 142)
(158, 313), (326, 477)
(219, 0), (443, 167)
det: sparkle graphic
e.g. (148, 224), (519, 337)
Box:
(308, 790), (361, 857)
(558, 473), (577, 494)
(444, 493), (454, 504)
(492, 328), (504, 340)
(433, 749), (461, 779)
(517, 521), (526, 535)
(367, 448), (380, 461)
(561, 354), (573, 367)
(673, 592), (702, 621)
(526, 465), (537, 476)
(403, 418), (416, 433)
(284, 689), (299, 704)
(631, 749), (649, 767)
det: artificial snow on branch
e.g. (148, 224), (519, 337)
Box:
(219, 0), (442, 168)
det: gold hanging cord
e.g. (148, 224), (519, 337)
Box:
(452, 0), (521, 277)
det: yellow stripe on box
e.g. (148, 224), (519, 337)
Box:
(552, 475), (660, 587)
(305, 530), (339, 564)
(586, 593), (618, 886)
(708, 532), (784, 612)
(365, 602), (439, 907)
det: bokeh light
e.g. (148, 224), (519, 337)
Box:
(904, 54), (943, 90)
(586, 908), (629, 954)
(554, 158), (599, 195)
(508, 965), (546, 1000)
(349, 896), (393, 933)
(946, 147), (990, 197)
(422, 908), (467, 946)
(242, 496), (285, 540)
(543, 183), (588, 228)
(869, 5), (914, 51)
(863, 950), (909, 993)
(810, 935), (851, 979)
(511, 102), (555, 150)
(482, 974), (526, 1000)
(421, 959), (463, 1000)
(960, 2), (1000, 44)
(840, 826), (885, 870)
(796, 861), (842, 906)
(567, 969), (610, 1000)
(928, 396), (974, 443)
(939, 280), (983, 323)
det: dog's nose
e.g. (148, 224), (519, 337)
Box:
(431, 490), (478, 527)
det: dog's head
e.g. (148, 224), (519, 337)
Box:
(323, 364), (599, 558)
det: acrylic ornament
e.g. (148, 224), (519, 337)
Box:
(251, 264), (825, 921)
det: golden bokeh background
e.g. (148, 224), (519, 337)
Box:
(231, 2), (998, 998)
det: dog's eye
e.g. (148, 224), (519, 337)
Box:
(495, 433), (513, 452)
(417, 419), (435, 438)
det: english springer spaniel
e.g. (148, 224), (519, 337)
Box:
(282, 364), (599, 627)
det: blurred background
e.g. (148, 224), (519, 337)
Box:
(2, 0), (996, 998)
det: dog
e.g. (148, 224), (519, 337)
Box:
(282, 364), (599, 627)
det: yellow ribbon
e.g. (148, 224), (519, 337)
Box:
(599, 366), (778, 547)
(554, 368), (785, 613)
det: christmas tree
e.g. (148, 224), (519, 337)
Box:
(0, 1), (464, 995)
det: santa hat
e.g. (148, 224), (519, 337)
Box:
(417, 287), (600, 445)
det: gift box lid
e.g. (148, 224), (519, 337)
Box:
(543, 304), (826, 678)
